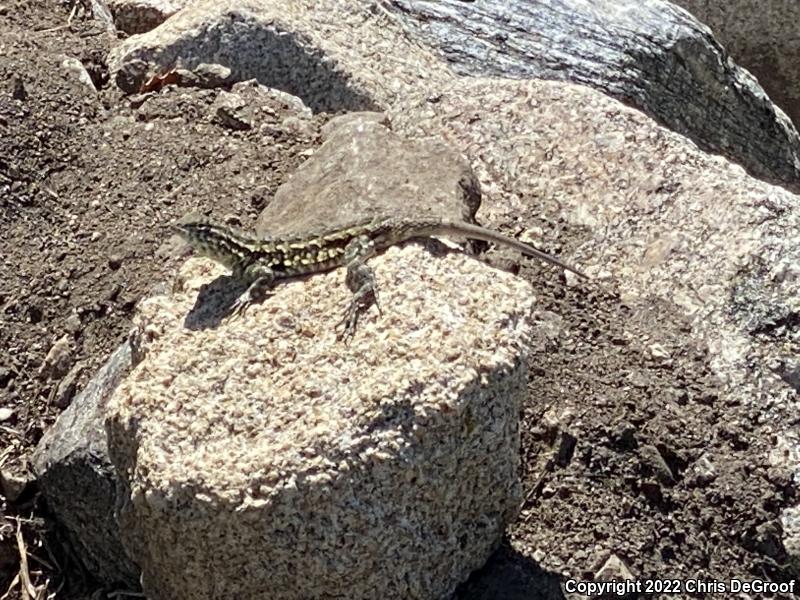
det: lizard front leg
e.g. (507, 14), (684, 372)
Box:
(229, 263), (275, 319)
(337, 235), (380, 341)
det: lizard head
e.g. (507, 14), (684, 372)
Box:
(172, 217), (255, 270)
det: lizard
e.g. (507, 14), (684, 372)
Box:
(172, 215), (587, 339)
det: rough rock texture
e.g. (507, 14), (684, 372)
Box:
(7, 0), (799, 592)
(381, 0), (800, 190)
(107, 0), (186, 34)
(673, 0), (800, 127)
(782, 504), (800, 576)
(31, 342), (139, 586)
(1, 44), (338, 600)
(393, 75), (800, 404)
(389, 76), (800, 568)
(211, 79), (313, 131)
(107, 0), (452, 110)
(105, 0), (800, 187)
(106, 247), (534, 600)
(255, 112), (481, 236)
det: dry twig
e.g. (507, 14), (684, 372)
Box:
(107, 591), (147, 598)
(16, 521), (36, 600)
(35, 3), (78, 34)
(0, 574), (20, 600)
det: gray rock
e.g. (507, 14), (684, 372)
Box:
(381, 0), (800, 189)
(61, 57), (98, 95)
(210, 80), (312, 131)
(32, 342), (139, 587)
(389, 75), (800, 572)
(672, 0), (800, 128)
(595, 552), (635, 581)
(781, 505), (800, 578)
(38, 335), (72, 380)
(174, 62), (232, 89)
(0, 467), (30, 503)
(639, 444), (676, 485)
(211, 90), (251, 130)
(686, 454), (718, 487)
(106, 0), (185, 34)
(776, 358), (800, 393)
(54, 361), (85, 409)
(230, 79), (311, 119)
(647, 343), (670, 360)
(64, 311), (83, 334)
(89, 0), (117, 32)
(255, 113), (481, 236)
(11, 75), (25, 101)
(108, 0), (443, 112)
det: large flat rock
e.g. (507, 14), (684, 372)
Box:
(255, 112), (481, 236)
(392, 75), (800, 399)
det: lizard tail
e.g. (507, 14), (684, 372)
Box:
(439, 219), (588, 279)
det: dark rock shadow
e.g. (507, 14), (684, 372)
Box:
(182, 275), (249, 331)
(453, 538), (565, 600)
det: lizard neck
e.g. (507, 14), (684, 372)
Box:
(177, 221), (261, 271)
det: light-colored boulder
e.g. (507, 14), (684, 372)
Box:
(381, 0), (800, 189)
(106, 246), (534, 600)
(392, 76), (799, 394)
(107, 0), (452, 109)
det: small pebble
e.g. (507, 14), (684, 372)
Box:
(1, 469), (29, 503)
(108, 254), (123, 269)
(65, 312), (82, 334)
(39, 335), (72, 379)
(11, 76), (25, 100)
(0, 407), (14, 421)
(648, 343), (671, 359)
(595, 553), (635, 580)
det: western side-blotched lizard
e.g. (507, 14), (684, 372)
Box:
(173, 215), (586, 338)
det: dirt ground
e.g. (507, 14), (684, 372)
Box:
(0, 2), (796, 599)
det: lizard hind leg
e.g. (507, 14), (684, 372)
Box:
(229, 264), (275, 320)
(337, 235), (379, 341)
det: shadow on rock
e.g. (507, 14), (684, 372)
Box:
(183, 275), (248, 330)
(454, 539), (565, 600)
